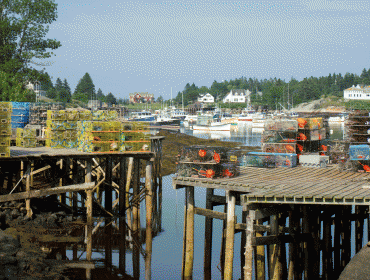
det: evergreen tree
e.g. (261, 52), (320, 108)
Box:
(106, 92), (117, 104)
(96, 88), (106, 102)
(63, 79), (71, 95)
(41, 72), (54, 92)
(55, 78), (63, 92)
(73, 73), (96, 101)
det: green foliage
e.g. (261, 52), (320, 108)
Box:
(0, 0), (61, 83)
(0, 70), (35, 101)
(345, 100), (370, 110)
(73, 73), (96, 102)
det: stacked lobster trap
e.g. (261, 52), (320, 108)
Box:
(11, 102), (30, 129)
(77, 120), (150, 153)
(296, 117), (327, 155)
(29, 103), (65, 127)
(16, 127), (37, 148)
(0, 102), (12, 157)
(45, 110), (84, 148)
(176, 145), (240, 179)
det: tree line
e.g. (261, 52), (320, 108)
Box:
(42, 72), (122, 105)
(174, 69), (370, 109)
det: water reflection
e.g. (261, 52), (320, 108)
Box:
(182, 122), (345, 146)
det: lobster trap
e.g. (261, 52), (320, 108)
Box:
(178, 145), (228, 163)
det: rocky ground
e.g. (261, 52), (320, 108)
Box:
(157, 129), (259, 176)
(0, 197), (84, 280)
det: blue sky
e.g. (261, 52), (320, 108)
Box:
(39, 0), (370, 100)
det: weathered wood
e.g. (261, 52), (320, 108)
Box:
(220, 205), (227, 279)
(194, 207), (227, 220)
(244, 207), (255, 280)
(303, 206), (310, 280)
(145, 160), (153, 280)
(270, 214), (282, 280)
(224, 191), (236, 280)
(119, 157), (126, 273)
(0, 182), (95, 203)
(204, 188), (213, 280)
(125, 157), (134, 242)
(132, 158), (140, 279)
(85, 159), (93, 261)
(105, 156), (112, 269)
(184, 186), (194, 280)
(26, 161), (32, 218)
(240, 210), (246, 280)
(255, 218), (266, 280)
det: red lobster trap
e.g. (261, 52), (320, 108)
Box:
(177, 145), (228, 163)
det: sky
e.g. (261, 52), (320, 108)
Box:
(38, 0), (370, 100)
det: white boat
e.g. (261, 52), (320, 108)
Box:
(129, 111), (156, 122)
(193, 130), (231, 139)
(238, 114), (254, 122)
(328, 114), (348, 123)
(193, 122), (232, 131)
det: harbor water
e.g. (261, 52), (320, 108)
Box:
(68, 122), (357, 279)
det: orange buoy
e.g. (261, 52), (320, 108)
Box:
(214, 152), (221, 163)
(206, 169), (215, 178)
(286, 145), (295, 153)
(198, 149), (206, 157)
(297, 118), (307, 128)
(359, 161), (370, 172)
(297, 144), (303, 152)
(298, 133), (307, 141)
(321, 145), (327, 151)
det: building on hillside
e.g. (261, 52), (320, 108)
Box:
(129, 92), (154, 104)
(343, 84), (370, 100)
(222, 89), (252, 104)
(197, 93), (214, 103)
(88, 100), (102, 109)
(26, 81), (47, 100)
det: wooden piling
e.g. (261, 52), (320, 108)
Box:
(224, 190), (236, 280)
(25, 161), (33, 218)
(125, 157), (134, 241)
(132, 158), (140, 279)
(220, 204), (227, 279)
(183, 186), (194, 280)
(255, 218), (265, 280)
(119, 157), (126, 273)
(270, 214), (282, 280)
(204, 188), (214, 280)
(240, 210), (246, 280)
(85, 159), (93, 261)
(244, 206), (255, 280)
(105, 156), (112, 269)
(145, 160), (153, 280)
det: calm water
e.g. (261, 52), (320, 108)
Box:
(71, 122), (354, 279)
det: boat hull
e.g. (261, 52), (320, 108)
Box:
(193, 123), (232, 131)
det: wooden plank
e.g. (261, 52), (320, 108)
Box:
(0, 182), (95, 202)
(224, 191), (236, 280)
(244, 208), (255, 280)
(204, 188), (213, 280)
(184, 187), (195, 280)
(254, 233), (312, 246)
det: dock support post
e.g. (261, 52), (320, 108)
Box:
(220, 204), (227, 279)
(145, 159), (153, 280)
(183, 186), (194, 280)
(119, 157), (126, 273)
(224, 190), (236, 280)
(244, 205), (255, 280)
(132, 158), (140, 279)
(255, 218), (265, 280)
(85, 159), (93, 261)
(105, 156), (112, 269)
(270, 214), (282, 280)
(25, 161), (33, 218)
(204, 188), (214, 280)
(125, 157), (134, 242)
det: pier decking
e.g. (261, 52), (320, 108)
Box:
(0, 136), (165, 280)
(173, 166), (370, 280)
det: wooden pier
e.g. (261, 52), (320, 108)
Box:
(0, 136), (164, 280)
(173, 166), (370, 280)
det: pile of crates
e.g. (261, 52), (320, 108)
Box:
(46, 110), (91, 149)
(29, 103), (64, 126)
(296, 117), (327, 155)
(241, 118), (298, 168)
(176, 145), (240, 178)
(77, 121), (151, 153)
(0, 102), (12, 157)
(16, 127), (37, 148)
(11, 102), (30, 129)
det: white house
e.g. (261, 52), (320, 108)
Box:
(198, 93), (214, 103)
(344, 84), (370, 100)
(26, 81), (47, 100)
(222, 89), (252, 104)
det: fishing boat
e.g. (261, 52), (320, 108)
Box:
(153, 115), (181, 126)
(193, 121), (232, 131)
(328, 113), (348, 123)
(129, 111), (156, 122)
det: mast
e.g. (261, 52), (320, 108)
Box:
(288, 83), (290, 110)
